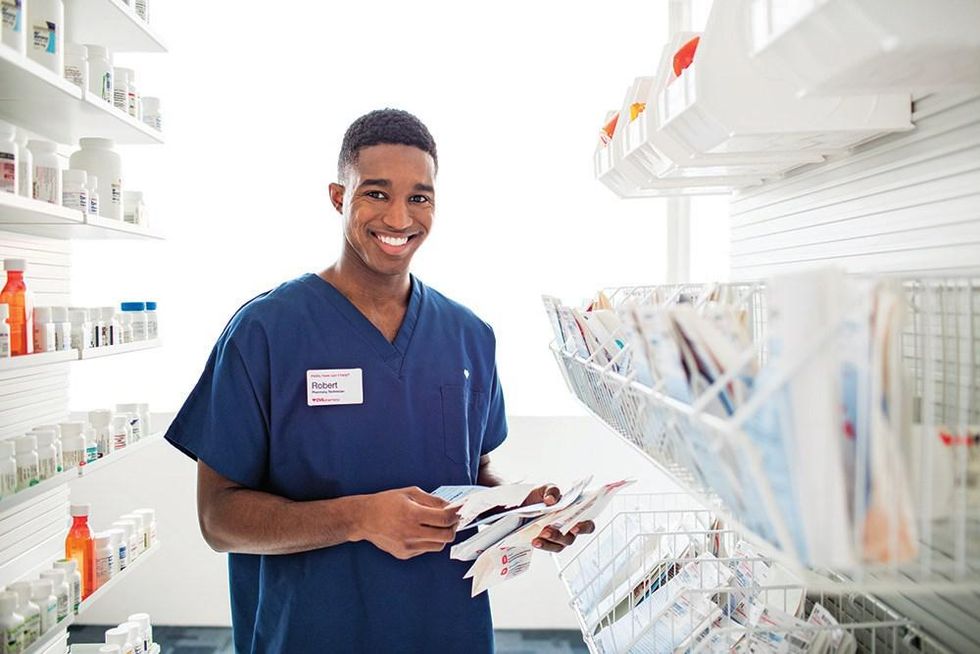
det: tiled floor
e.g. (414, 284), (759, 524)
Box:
(69, 625), (590, 653)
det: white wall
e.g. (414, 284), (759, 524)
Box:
(69, 416), (678, 628)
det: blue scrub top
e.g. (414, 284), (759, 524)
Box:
(166, 273), (507, 653)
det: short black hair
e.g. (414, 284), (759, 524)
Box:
(337, 108), (438, 180)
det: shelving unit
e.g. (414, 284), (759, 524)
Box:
(78, 544), (161, 613)
(0, 341), (162, 373)
(0, 194), (162, 239)
(66, 0), (167, 53)
(77, 340), (161, 360)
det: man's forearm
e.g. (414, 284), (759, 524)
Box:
(476, 454), (507, 487)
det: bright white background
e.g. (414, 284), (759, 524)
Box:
(65, 0), (729, 630)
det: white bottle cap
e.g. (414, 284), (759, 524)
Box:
(105, 626), (130, 646)
(2, 258), (26, 271)
(99, 646), (122, 654)
(78, 137), (116, 150)
(101, 306), (116, 320)
(35, 431), (56, 447)
(0, 441), (14, 458)
(15, 435), (37, 453)
(65, 43), (88, 59)
(0, 591), (17, 614)
(59, 421), (85, 438)
(26, 140), (57, 154)
(32, 306), (52, 323)
(111, 521), (135, 540)
(39, 569), (66, 586)
(30, 579), (53, 601)
(84, 44), (110, 60)
(51, 306), (69, 323)
(106, 528), (123, 547)
(88, 410), (113, 428)
(0, 304), (8, 320)
(63, 434), (86, 453)
(63, 169), (88, 185)
(133, 508), (155, 524)
(111, 414), (130, 430)
(94, 533), (112, 548)
(127, 612), (150, 629)
(116, 403), (140, 413)
(122, 622), (141, 646)
(54, 559), (78, 574)
(32, 423), (62, 436)
(6, 582), (31, 607)
(70, 503), (91, 517)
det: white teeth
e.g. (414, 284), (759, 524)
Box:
(377, 234), (409, 246)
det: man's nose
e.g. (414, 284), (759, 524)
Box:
(383, 202), (412, 230)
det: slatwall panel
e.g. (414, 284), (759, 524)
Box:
(727, 90), (980, 653)
(730, 90), (980, 278)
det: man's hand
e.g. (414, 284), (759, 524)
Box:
(522, 484), (595, 553)
(353, 487), (460, 560)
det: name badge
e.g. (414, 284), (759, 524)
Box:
(306, 368), (363, 406)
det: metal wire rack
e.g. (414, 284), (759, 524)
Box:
(554, 494), (950, 654)
(546, 277), (980, 593)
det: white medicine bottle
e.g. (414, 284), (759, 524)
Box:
(0, 591), (24, 654)
(104, 626), (134, 654)
(14, 435), (38, 492)
(121, 621), (143, 654)
(69, 139), (122, 221)
(6, 582), (40, 648)
(52, 559), (81, 615)
(84, 44), (112, 103)
(94, 534), (113, 589)
(87, 174), (100, 215)
(0, 441), (16, 498)
(34, 431), (58, 480)
(38, 569), (69, 622)
(88, 410), (113, 459)
(29, 579), (56, 633)
(50, 306), (71, 351)
(110, 415), (130, 451)
(32, 306), (56, 353)
(69, 309), (92, 351)
(120, 303), (147, 340)
(0, 120), (16, 195)
(27, 140), (62, 205)
(0, 304), (10, 359)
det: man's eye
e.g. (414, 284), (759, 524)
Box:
(409, 195), (431, 204)
(366, 191), (386, 200)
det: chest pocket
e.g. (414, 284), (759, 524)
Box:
(441, 384), (489, 479)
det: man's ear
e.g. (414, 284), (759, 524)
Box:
(328, 183), (345, 214)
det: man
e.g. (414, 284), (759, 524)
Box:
(166, 109), (593, 653)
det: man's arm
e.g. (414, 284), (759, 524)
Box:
(197, 461), (460, 559)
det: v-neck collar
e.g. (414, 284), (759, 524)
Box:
(303, 273), (423, 375)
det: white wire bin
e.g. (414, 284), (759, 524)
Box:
(545, 276), (980, 594)
(554, 494), (950, 654)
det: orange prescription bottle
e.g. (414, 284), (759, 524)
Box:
(66, 504), (95, 599)
(0, 258), (34, 356)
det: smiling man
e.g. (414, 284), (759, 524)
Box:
(165, 109), (592, 653)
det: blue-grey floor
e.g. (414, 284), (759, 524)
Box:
(69, 625), (590, 653)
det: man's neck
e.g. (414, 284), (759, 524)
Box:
(320, 249), (411, 308)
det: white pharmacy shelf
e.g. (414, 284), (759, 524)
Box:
(79, 543), (161, 615)
(0, 45), (164, 146)
(0, 340), (161, 372)
(22, 617), (70, 654)
(72, 645), (160, 654)
(0, 433), (165, 516)
(67, 0), (167, 53)
(0, 193), (163, 240)
(78, 339), (161, 360)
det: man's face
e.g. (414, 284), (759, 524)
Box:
(330, 144), (435, 278)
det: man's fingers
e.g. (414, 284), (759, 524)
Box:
(531, 538), (564, 553)
(570, 521), (595, 536)
(537, 527), (575, 547)
(414, 504), (461, 529)
(411, 524), (458, 544)
(542, 485), (561, 506)
(405, 487), (449, 508)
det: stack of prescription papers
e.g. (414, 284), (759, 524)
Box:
(433, 477), (635, 596)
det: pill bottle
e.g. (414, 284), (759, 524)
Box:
(62, 434), (84, 470)
(101, 306), (119, 345)
(32, 306), (56, 352)
(34, 430), (57, 480)
(70, 138), (121, 220)
(0, 441), (16, 498)
(0, 304), (9, 359)
(6, 582), (39, 647)
(143, 302), (157, 339)
(32, 426), (63, 473)
(0, 120), (15, 195)
(2, 258), (34, 356)
(119, 514), (145, 556)
(1, 0), (26, 54)
(29, 579), (56, 633)
(85, 44), (112, 103)
(118, 312), (133, 343)
(112, 67), (131, 113)
(83, 426), (97, 463)
(0, 591), (24, 653)
(38, 570), (69, 622)
(88, 410), (112, 459)
(66, 504), (94, 598)
(63, 42), (87, 89)
(115, 404), (142, 441)
(141, 97), (161, 131)
(105, 626), (134, 654)
(132, 509), (156, 549)
(52, 559), (81, 614)
(96, 306), (113, 346)
(111, 521), (138, 567)
(26, 0), (64, 74)
(127, 613), (152, 651)
(86, 174), (100, 214)
(122, 191), (144, 225)
(120, 303), (147, 340)
(93, 533), (113, 589)
(14, 435), (38, 491)
(61, 169), (88, 211)
(106, 528), (125, 574)
(14, 132), (31, 198)
(27, 140), (61, 205)
(124, 70), (138, 118)
(89, 306), (105, 347)
(50, 306), (70, 350)
(69, 309), (92, 351)
(110, 415), (130, 451)
(136, 403), (151, 437)
(121, 621), (143, 654)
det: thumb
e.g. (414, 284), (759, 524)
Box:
(405, 487), (449, 509)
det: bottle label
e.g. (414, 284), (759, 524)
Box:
(113, 430), (127, 450)
(39, 456), (56, 480)
(119, 545), (127, 569)
(33, 164), (59, 203)
(31, 19), (55, 54)
(95, 553), (112, 586)
(55, 324), (70, 351)
(101, 324), (109, 346)
(0, 151), (14, 194)
(1, 1), (23, 33)
(4, 625), (17, 654)
(127, 91), (137, 117)
(56, 593), (68, 620)
(62, 189), (87, 211)
(23, 612), (40, 643)
(101, 71), (112, 103)
(114, 87), (127, 110)
(111, 181), (121, 206)
(0, 333), (9, 358)
(89, 193), (99, 215)
(42, 601), (55, 630)
(85, 445), (97, 463)
(133, 320), (147, 341)
(17, 462), (38, 490)
(0, 471), (15, 495)
(64, 63), (83, 87)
